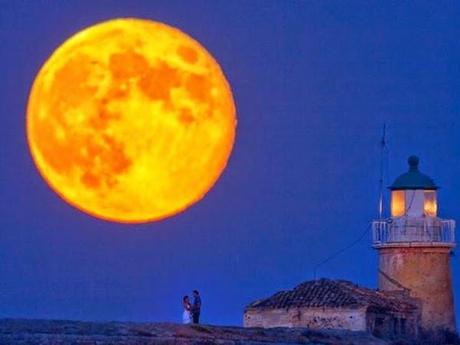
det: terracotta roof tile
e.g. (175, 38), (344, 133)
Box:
(246, 279), (417, 313)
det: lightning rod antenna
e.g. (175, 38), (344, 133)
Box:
(378, 123), (387, 219)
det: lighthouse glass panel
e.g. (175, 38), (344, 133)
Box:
(391, 190), (405, 217)
(424, 190), (437, 217)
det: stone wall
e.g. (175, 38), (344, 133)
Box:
(366, 309), (419, 340)
(378, 246), (455, 332)
(244, 306), (367, 331)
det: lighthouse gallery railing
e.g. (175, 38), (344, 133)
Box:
(372, 219), (455, 246)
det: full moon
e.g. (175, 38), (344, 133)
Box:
(26, 18), (236, 223)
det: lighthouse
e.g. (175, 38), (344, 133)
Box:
(373, 156), (456, 333)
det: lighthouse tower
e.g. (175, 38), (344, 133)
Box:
(373, 156), (456, 332)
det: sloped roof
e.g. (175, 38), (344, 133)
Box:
(389, 156), (437, 190)
(245, 279), (417, 313)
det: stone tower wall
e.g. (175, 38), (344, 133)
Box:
(378, 246), (455, 331)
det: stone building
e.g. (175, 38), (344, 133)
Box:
(244, 279), (420, 339)
(373, 156), (456, 332)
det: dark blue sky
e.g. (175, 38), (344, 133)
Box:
(1, 1), (459, 326)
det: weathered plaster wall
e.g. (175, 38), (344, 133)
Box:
(244, 307), (367, 331)
(378, 246), (455, 331)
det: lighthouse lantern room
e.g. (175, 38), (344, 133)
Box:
(390, 155), (438, 218)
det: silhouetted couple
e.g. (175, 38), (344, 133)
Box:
(182, 290), (201, 324)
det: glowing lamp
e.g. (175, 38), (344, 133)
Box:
(391, 190), (405, 217)
(389, 156), (438, 218)
(423, 190), (437, 217)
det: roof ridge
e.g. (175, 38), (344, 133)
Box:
(245, 279), (418, 312)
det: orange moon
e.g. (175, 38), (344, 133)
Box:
(26, 18), (236, 223)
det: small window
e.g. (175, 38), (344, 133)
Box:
(372, 317), (385, 338)
(391, 191), (405, 217)
(400, 318), (406, 335)
(424, 191), (437, 217)
(392, 318), (398, 334)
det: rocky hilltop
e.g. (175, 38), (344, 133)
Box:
(0, 318), (389, 344)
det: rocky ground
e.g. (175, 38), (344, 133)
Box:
(0, 318), (390, 344)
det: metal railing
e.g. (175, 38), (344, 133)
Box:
(372, 218), (455, 247)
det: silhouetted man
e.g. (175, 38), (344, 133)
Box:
(191, 290), (201, 324)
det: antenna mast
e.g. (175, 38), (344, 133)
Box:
(378, 123), (387, 219)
